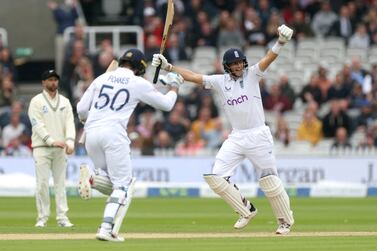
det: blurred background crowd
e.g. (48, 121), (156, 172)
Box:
(1, 0), (377, 157)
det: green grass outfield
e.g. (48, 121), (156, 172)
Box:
(0, 197), (377, 251)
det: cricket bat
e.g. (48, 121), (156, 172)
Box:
(153, 0), (175, 83)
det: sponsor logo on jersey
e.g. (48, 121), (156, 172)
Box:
(226, 94), (248, 106)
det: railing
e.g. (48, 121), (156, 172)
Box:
(63, 25), (144, 56)
(0, 27), (8, 47)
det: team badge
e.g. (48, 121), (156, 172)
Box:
(240, 80), (244, 89)
(42, 105), (48, 114)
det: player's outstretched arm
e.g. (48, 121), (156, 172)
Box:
(152, 54), (204, 85)
(259, 24), (293, 72)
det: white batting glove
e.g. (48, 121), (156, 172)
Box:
(159, 72), (184, 88)
(152, 54), (172, 71)
(278, 24), (293, 44)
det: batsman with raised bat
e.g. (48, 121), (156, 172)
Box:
(152, 24), (295, 234)
(76, 48), (184, 241)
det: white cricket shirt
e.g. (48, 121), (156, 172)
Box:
(203, 64), (265, 130)
(77, 67), (177, 131)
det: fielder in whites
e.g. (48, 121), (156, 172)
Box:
(76, 48), (183, 241)
(28, 70), (75, 228)
(152, 25), (295, 234)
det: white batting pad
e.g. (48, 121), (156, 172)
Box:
(259, 175), (294, 225)
(112, 177), (136, 235)
(93, 175), (113, 196)
(204, 174), (252, 217)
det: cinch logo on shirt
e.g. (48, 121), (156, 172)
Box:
(227, 95), (248, 105)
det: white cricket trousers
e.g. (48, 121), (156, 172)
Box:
(85, 125), (132, 188)
(33, 147), (69, 222)
(213, 125), (277, 177)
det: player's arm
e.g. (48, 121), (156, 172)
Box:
(140, 73), (184, 111)
(152, 54), (204, 86)
(258, 25), (293, 72)
(76, 81), (96, 122)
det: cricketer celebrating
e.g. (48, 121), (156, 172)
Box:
(28, 69), (75, 228)
(77, 48), (183, 241)
(152, 25), (295, 234)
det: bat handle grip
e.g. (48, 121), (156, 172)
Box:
(153, 65), (162, 84)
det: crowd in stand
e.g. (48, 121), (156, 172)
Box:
(1, 0), (377, 156)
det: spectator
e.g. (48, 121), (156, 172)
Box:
(274, 115), (291, 146)
(327, 73), (352, 101)
(350, 56), (372, 95)
(144, 34), (161, 62)
(278, 74), (296, 106)
(330, 127), (352, 151)
(0, 47), (17, 80)
(322, 99), (351, 138)
(154, 130), (174, 150)
(290, 10), (314, 40)
(196, 21), (217, 47)
(328, 5), (353, 40)
(165, 33), (189, 63)
(175, 130), (204, 156)
(2, 137), (31, 157)
(72, 57), (95, 103)
(48, 0), (80, 74)
(355, 101), (375, 130)
(311, 0), (337, 37)
(191, 107), (219, 143)
(300, 74), (323, 105)
(0, 76), (15, 110)
(263, 84), (293, 113)
(197, 91), (219, 118)
(356, 132), (375, 152)
(61, 40), (87, 102)
(296, 108), (323, 145)
(217, 16), (245, 48)
(317, 66), (332, 102)
(163, 110), (188, 144)
(0, 100), (31, 134)
(348, 23), (370, 49)
(1, 112), (25, 148)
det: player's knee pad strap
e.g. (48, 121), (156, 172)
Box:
(93, 175), (113, 196)
(259, 175), (294, 225)
(204, 174), (251, 217)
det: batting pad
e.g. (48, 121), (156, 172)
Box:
(112, 177), (136, 235)
(93, 175), (113, 196)
(259, 175), (294, 225)
(204, 174), (252, 217)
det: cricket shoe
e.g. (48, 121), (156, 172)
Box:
(58, 219), (74, 227)
(78, 164), (92, 200)
(276, 222), (292, 235)
(234, 208), (258, 229)
(96, 227), (125, 242)
(35, 219), (47, 227)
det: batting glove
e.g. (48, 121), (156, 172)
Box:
(159, 72), (184, 88)
(152, 54), (172, 71)
(278, 24), (293, 44)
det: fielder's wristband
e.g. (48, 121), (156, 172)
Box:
(271, 42), (283, 54)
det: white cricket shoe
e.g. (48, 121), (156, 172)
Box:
(276, 222), (291, 235)
(96, 227), (125, 242)
(58, 219), (74, 227)
(234, 208), (258, 229)
(35, 219), (47, 227)
(78, 164), (92, 200)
